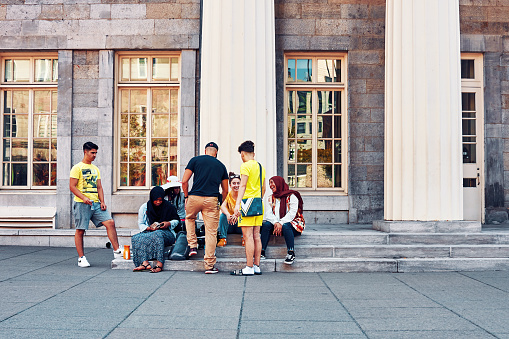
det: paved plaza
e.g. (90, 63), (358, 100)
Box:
(1, 245), (509, 338)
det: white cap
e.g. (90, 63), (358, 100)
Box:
(161, 176), (181, 190)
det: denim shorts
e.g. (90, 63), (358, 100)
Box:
(73, 201), (113, 230)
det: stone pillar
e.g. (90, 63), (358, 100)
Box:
(200, 0), (276, 177)
(56, 50), (73, 229)
(384, 0), (463, 221)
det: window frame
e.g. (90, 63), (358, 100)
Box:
(114, 52), (181, 191)
(284, 52), (348, 194)
(0, 53), (58, 190)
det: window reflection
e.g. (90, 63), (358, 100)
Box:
(296, 59), (312, 82)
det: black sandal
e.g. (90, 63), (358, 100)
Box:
(133, 263), (151, 272)
(150, 265), (163, 273)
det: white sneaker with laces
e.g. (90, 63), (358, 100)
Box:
(241, 266), (255, 275)
(78, 256), (90, 267)
(113, 248), (123, 259)
(253, 265), (262, 275)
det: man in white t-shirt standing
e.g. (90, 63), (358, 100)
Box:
(70, 142), (122, 267)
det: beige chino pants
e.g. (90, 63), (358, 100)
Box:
(185, 195), (219, 270)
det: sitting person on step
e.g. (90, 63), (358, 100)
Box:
(162, 175), (186, 233)
(261, 176), (305, 265)
(132, 186), (180, 273)
(217, 172), (243, 247)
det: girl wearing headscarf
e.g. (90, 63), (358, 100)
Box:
(132, 186), (180, 273)
(261, 176), (305, 265)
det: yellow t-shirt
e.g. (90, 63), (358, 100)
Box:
(240, 160), (265, 199)
(70, 162), (101, 203)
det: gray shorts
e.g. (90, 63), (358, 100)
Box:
(73, 201), (113, 230)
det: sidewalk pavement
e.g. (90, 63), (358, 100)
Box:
(1, 246), (509, 339)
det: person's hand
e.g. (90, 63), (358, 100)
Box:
(228, 214), (238, 225)
(149, 222), (159, 231)
(82, 197), (92, 206)
(100, 202), (107, 211)
(273, 222), (282, 236)
(234, 205), (240, 218)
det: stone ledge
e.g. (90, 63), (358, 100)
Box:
(373, 220), (482, 233)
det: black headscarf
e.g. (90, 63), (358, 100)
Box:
(146, 186), (179, 225)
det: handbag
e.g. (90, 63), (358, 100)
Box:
(240, 162), (263, 217)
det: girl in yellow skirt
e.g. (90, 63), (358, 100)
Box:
(232, 140), (266, 276)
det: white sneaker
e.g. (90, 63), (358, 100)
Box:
(78, 256), (90, 267)
(241, 266), (254, 275)
(253, 264), (262, 275)
(113, 248), (123, 259)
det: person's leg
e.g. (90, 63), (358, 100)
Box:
(185, 196), (202, 249)
(201, 197), (219, 270)
(260, 221), (274, 251)
(253, 225), (262, 266)
(282, 222), (298, 252)
(75, 229), (85, 257)
(241, 226), (254, 267)
(101, 219), (119, 251)
(218, 213), (228, 239)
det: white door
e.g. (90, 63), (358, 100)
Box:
(461, 55), (484, 222)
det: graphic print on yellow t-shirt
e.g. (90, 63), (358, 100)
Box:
(70, 162), (101, 203)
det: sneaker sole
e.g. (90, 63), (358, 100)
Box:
(284, 261), (294, 265)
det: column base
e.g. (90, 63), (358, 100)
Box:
(373, 220), (481, 233)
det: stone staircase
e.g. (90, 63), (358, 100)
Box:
(111, 224), (509, 273)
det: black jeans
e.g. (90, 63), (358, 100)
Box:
(261, 221), (301, 252)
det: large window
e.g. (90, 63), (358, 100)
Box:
(1, 55), (58, 188)
(285, 54), (347, 191)
(116, 53), (180, 188)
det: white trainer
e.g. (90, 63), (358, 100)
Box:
(253, 264), (262, 275)
(78, 256), (90, 267)
(241, 266), (255, 275)
(113, 248), (123, 259)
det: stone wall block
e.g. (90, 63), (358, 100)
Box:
(6, 5), (41, 20)
(309, 35), (353, 50)
(277, 35), (311, 50)
(348, 79), (367, 94)
(350, 165), (367, 181)
(487, 124), (503, 138)
(302, 4), (341, 19)
(365, 136), (384, 152)
(99, 50), (114, 79)
(73, 94), (98, 109)
(90, 4), (110, 19)
(349, 50), (382, 65)
(181, 3), (200, 20)
(73, 65), (99, 79)
(146, 3), (182, 19)
(181, 50), (196, 80)
(0, 5), (6, 20)
(277, 19), (316, 35)
(63, 5), (90, 20)
(349, 108), (371, 123)
(486, 6), (509, 22)
(180, 106), (196, 137)
(98, 79), (113, 109)
(485, 35), (503, 52)
(67, 35), (106, 49)
(154, 19), (199, 35)
(350, 94), (384, 108)
(367, 165), (384, 181)
(370, 108), (384, 123)
(349, 64), (384, 80)
(73, 79), (99, 94)
(78, 19), (111, 35)
(341, 4), (369, 19)
(111, 4), (146, 19)
(0, 21), (21, 35)
(38, 19), (79, 36)
(275, 3), (300, 19)
(21, 20), (38, 35)
(459, 5), (488, 22)
(369, 4), (385, 20)
(349, 137), (365, 152)
(366, 79), (384, 94)
(40, 4), (63, 20)
(460, 35), (485, 52)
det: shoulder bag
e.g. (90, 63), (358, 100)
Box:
(240, 162), (264, 217)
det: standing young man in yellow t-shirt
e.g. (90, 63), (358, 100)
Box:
(70, 142), (121, 267)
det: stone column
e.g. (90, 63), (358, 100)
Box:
(200, 0), (276, 177)
(383, 0), (463, 222)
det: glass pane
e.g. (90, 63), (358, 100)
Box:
(317, 164), (333, 188)
(169, 138), (178, 161)
(4, 91), (11, 113)
(334, 116), (341, 138)
(152, 163), (168, 186)
(11, 163), (27, 186)
(33, 115), (51, 137)
(463, 144), (476, 163)
(152, 115), (169, 138)
(3, 115), (10, 137)
(318, 91), (333, 114)
(130, 89), (147, 113)
(120, 114), (128, 137)
(461, 60), (475, 79)
(4, 59), (12, 81)
(121, 90), (129, 113)
(296, 59), (312, 82)
(287, 164), (296, 187)
(317, 59), (340, 83)
(334, 91), (341, 114)
(334, 164), (342, 187)
(12, 139), (27, 161)
(152, 57), (170, 81)
(152, 89), (169, 113)
(35, 59), (52, 82)
(297, 91), (312, 114)
(120, 138), (128, 162)
(296, 116), (311, 138)
(168, 163), (177, 176)
(130, 58), (148, 81)
(463, 136), (476, 143)
(51, 91), (57, 113)
(3, 163), (9, 185)
(287, 59), (295, 81)
(13, 91), (29, 113)
(462, 119), (476, 136)
(3, 139), (10, 161)
(170, 57), (179, 81)
(288, 140), (295, 163)
(318, 115), (332, 138)
(317, 140), (332, 163)
(462, 112), (475, 118)
(129, 114), (146, 137)
(13, 60), (30, 82)
(120, 163), (128, 186)
(297, 140), (312, 163)
(52, 59), (58, 82)
(334, 141), (341, 163)
(121, 58), (130, 81)
(12, 115), (28, 138)
(151, 139), (168, 162)
(51, 115), (57, 137)
(170, 115), (178, 138)
(288, 91), (295, 114)
(462, 93), (475, 111)
(34, 91), (51, 113)
(129, 139), (146, 162)
(288, 115), (295, 138)
(296, 164), (312, 188)
(33, 163), (49, 186)
(51, 139), (57, 161)
(170, 89), (178, 113)
(463, 178), (476, 187)
(129, 163), (146, 186)
(33, 139), (49, 161)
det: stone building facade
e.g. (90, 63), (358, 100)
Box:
(0, 0), (507, 229)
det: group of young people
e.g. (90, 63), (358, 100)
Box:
(70, 140), (305, 275)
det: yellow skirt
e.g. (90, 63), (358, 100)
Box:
(238, 214), (263, 227)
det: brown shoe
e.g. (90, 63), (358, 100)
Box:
(217, 238), (227, 247)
